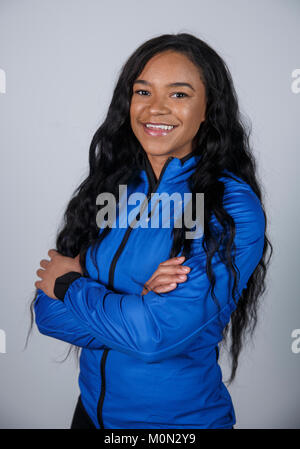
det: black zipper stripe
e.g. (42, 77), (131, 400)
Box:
(215, 345), (219, 362)
(96, 155), (174, 429)
(97, 348), (109, 429)
(144, 154), (158, 188)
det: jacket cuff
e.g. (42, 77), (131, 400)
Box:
(54, 271), (83, 301)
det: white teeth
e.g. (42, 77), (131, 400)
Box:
(145, 124), (174, 130)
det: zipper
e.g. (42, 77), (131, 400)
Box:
(96, 155), (174, 429)
(215, 345), (219, 362)
(97, 348), (109, 429)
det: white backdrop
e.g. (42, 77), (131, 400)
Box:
(0, 0), (299, 428)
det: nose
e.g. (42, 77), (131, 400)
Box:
(148, 95), (170, 115)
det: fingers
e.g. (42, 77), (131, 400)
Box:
(159, 257), (189, 274)
(159, 256), (186, 267)
(36, 259), (50, 278)
(48, 249), (58, 259)
(34, 249), (60, 295)
(153, 283), (178, 293)
(36, 268), (45, 279)
(36, 257), (51, 282)
(149, 273), (188, 291)
(142, 282), (177, 296)
(143, 255), (192, 295)
(40, 259), (50, 269)
(150, 259), (190, 284)
(34, 280), (42, 289)
(146, 256), (188, 285)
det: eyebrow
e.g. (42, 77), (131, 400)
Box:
(133, 79), (196, 92)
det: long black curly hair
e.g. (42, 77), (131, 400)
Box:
(26, 32), (273, 385)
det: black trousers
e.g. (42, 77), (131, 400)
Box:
(70, 395), (96, 429)
(70, 395), (235, 429)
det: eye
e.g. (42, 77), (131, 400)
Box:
(134, 90), (150, 96)
(171, 92), (188, 98)
(134, 90), (188, 98)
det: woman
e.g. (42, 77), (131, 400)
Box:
(29, 33), (272, 429)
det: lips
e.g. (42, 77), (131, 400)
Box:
(142, 123), (178, 137)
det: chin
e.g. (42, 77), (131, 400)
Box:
(143, 146), (172, 156)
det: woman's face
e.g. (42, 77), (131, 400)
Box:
(130, 50), (206, 160)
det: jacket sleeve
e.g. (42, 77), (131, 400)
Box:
(54, 185), (266, 362)
(34, 289), (108, 349)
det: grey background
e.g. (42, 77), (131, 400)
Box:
(0, 0), (299, 429)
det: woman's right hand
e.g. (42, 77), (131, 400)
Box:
(141, 256), (190, 295)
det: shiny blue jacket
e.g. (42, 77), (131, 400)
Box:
(34, 151), (265, 429)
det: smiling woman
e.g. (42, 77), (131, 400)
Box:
(130, 51), (206, 179)
(27, 32), (272, 429)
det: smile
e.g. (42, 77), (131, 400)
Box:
(142, 123), (178, 136)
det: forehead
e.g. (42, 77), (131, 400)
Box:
(137, 51), (203, 85)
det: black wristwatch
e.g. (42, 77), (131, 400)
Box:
(54, 271), (82, 301)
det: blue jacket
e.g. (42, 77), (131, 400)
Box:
(34, 152), (265, 429)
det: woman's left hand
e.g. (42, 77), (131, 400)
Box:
(35, 249), (83, 299)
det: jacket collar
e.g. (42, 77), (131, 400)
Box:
(138, 150), (201, 192)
